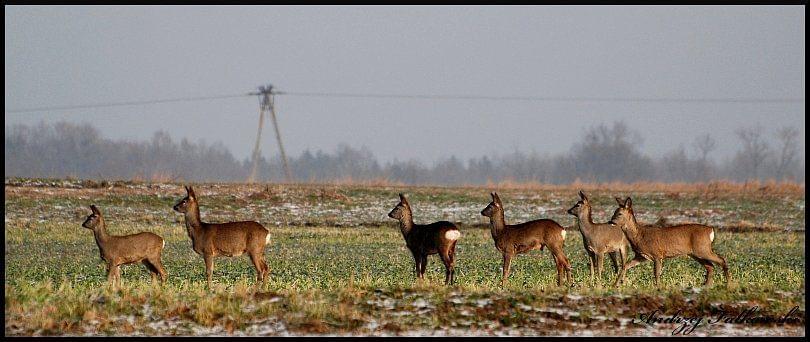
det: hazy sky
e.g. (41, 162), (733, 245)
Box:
(5, 6), (805, 164)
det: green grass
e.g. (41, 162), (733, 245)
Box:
(4, 180), (806, 336)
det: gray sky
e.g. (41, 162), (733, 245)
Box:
(5, 6), (805, 164)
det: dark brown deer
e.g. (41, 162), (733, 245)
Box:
(173, 186), (270, 288)
(608, 197), (730, 287)
(481, 192), (572, 287)
(81, 205), (167, 286)
(567, 190), (628, 286)
(387, 193), (461, 285)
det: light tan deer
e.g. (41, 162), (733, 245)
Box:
(608, 197), (730, 287)
(481, 192), (572, 286)
(567, 190), (629, 286)
(388, 193), (461, 285)
(81, 205), (167, 286)
(173, 186), (271, 288)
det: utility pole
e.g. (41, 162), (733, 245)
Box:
(248, 84), (293, 183)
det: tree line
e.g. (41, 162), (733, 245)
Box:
(5, 121), (804, 184)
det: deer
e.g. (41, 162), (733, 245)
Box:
(481, 192), (572, 287)
(173, 185), (271, 288)
(81, 205), (167, 287)
(387, 193), (461, 285)
(608, 197), (731, 288)
(566, 190), (629, 286)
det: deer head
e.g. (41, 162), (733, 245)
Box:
(608, 197), (633, 228)
(387, 193), (411, 220)
(481, 192), (503, 218)
(173, 185), (197, 214)
(82, 205), (104, 230)
(566, 190), (591, 216)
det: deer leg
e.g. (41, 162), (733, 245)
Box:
(548, 244), (569, 287)
(615, 256), (646, 287)
(617, 247), (627, 279)
(440, 242), (457, 285)
(700, 252), (730, 285)
(449, 241), (457, 285)
(586, 250), (596, 287)
(249, 252), (265, 284)
(691, 256), (715, 286)
(106, 262), (116, 286)
(153, 258), (167, 284)
(262, 259), (270, 282)
(112, 265), (121, 289)
(419, 255), (428, 280)
(203, 254), (214, 289)
(608, 252), (620, 276)
(551, 252), (563, 286)
(501, 253), (513, 287)
(594, 253), (605, 285)
(439, 251), (452, 286)
(143, 259), (159, 283)
(653, 258), (663, 288)
(410, 250), (420, 280)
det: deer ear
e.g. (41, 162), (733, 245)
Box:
(492, 192), (501, 204)
(187, 186), (196, 199)
(625, 197), (632, 208)
(615, 197), (624, 207)
(579, 190), (588, 202)
(399, 193), (409, 206)
(90, 205), (100, 215)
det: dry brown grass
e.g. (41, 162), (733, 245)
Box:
(291, 178), (805, 196)
(481, 179), (805, 195)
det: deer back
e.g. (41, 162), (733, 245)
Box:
(632, 223), (714, 259)
(101, 232), (164, 264)
(198, 220), (269, 255)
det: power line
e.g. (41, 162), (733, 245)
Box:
(5, 93), (251, 114)
(278, 91), (805, 104)
(5, 90), (804, 114)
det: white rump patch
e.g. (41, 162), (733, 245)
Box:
(265, 233), (271, 245)
(162, 239), (165, 249)
(561, 230), (567, 240)
(445, 230), (461, 241)
(709, 229), (715, 242)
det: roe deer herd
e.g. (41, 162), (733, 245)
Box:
(80, 186), (730, 290)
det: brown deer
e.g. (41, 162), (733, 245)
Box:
(481, 192), (572, 287)
(81, 205), (167, 286)
(387, 193), (461, 285)
(608, 197), (730, 287)
(173, 186), (270, 288)
(567, 190), (629, 286)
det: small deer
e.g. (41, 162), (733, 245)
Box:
(608, 197), (730, 287)
(567, 190), (629, 286)
(481, 192), (572, 287)
(81, 205), (167, 286)
(173, 186), (271, 288)
(387, 193), (461, 285)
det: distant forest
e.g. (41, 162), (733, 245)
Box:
(4, 121), (804, 185)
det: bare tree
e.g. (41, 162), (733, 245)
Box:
(734, 125), (770, 181)
(693, 134), (717, 161)
(774, 127), (799, 180)
(692, 134), (717, 181)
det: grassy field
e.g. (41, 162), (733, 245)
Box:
(4, 178), (806, 336)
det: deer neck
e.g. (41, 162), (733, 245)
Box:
(489, 210), (507, 241)
(576, 207), (595, 233)
(398, 210), (415, 239)
(92, 222), (110, 248)
(184, 204), (204, 239)
(620, 211), (643, 246)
